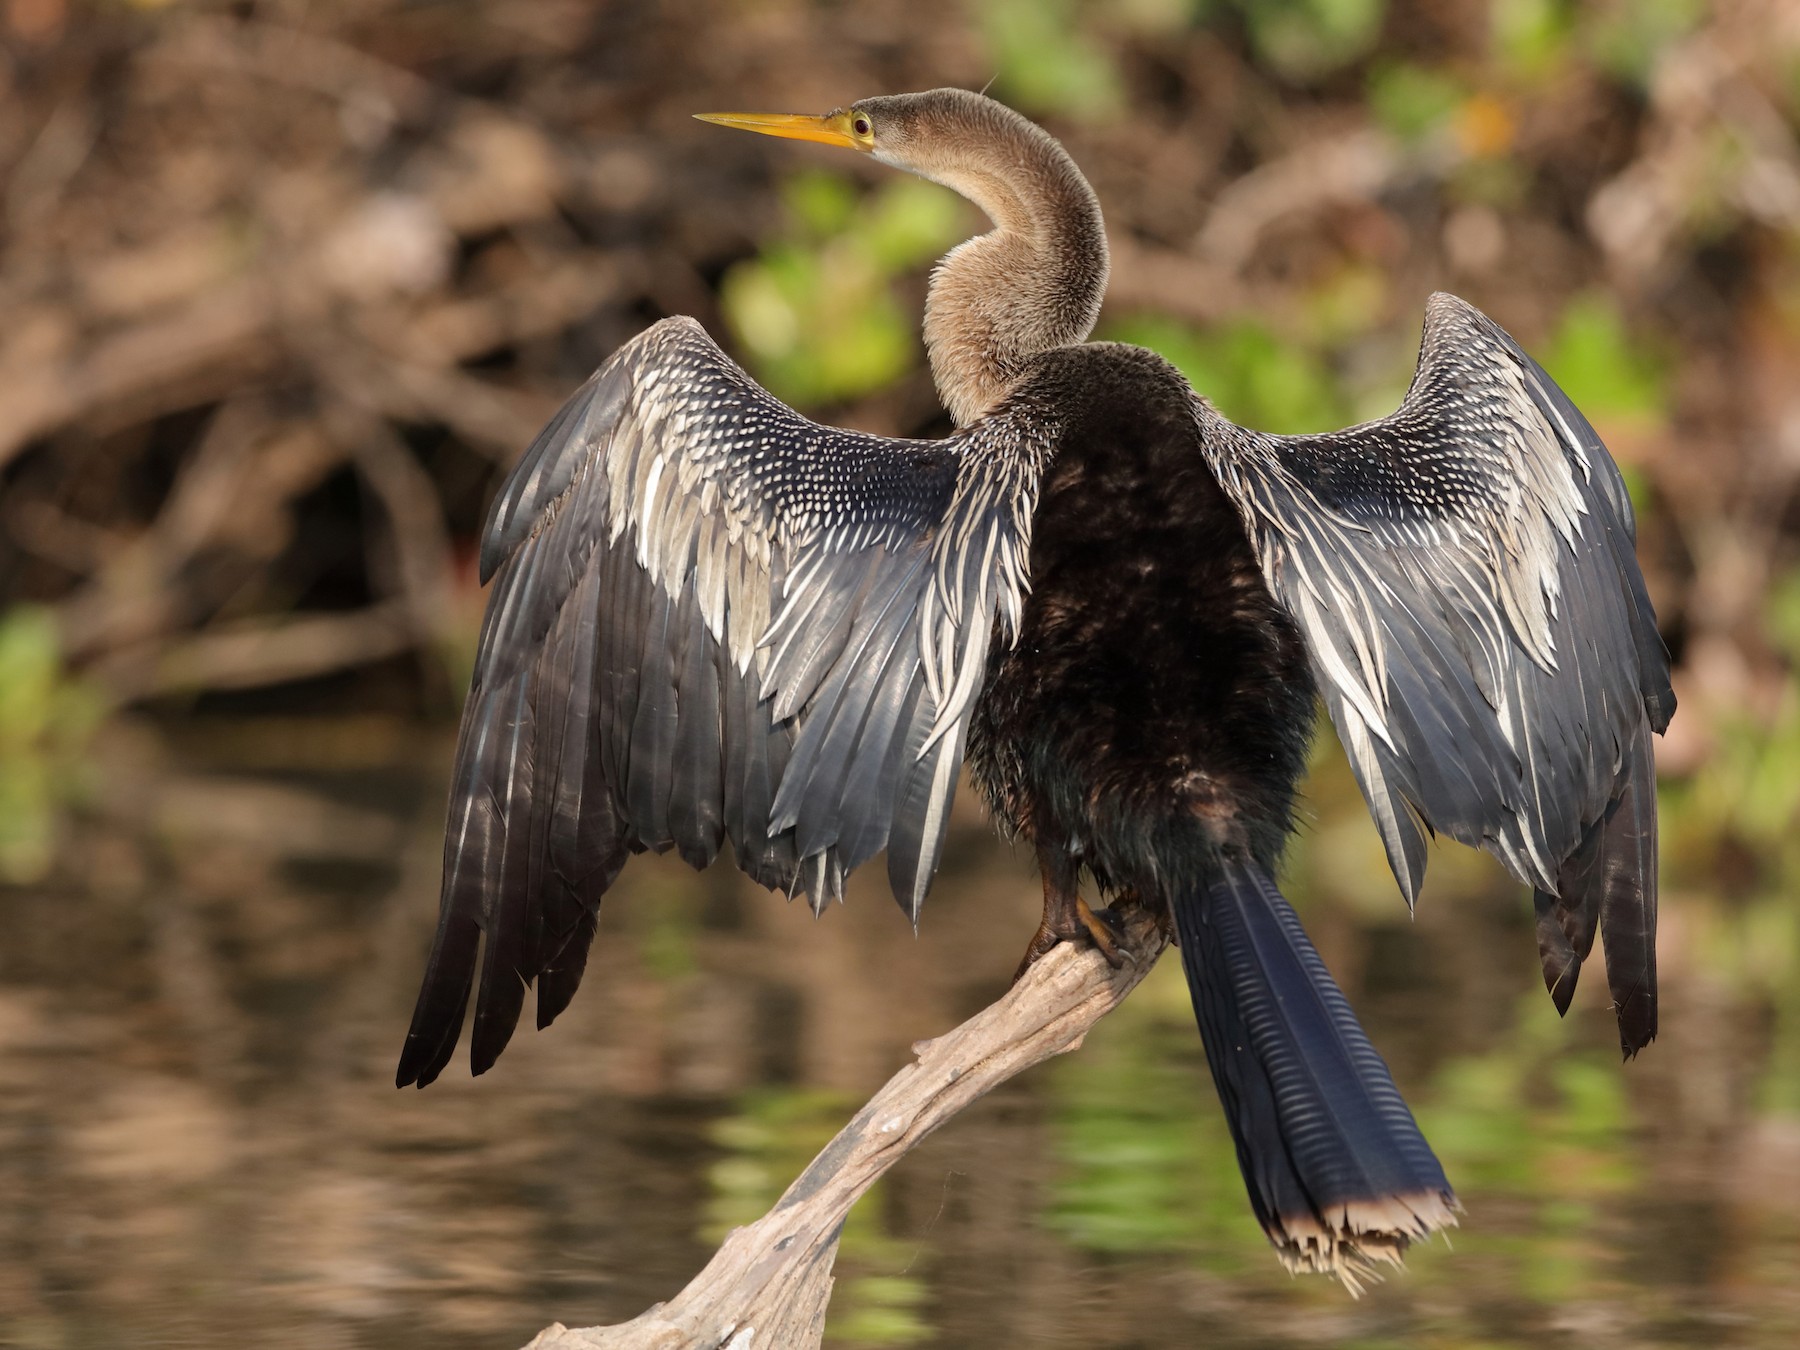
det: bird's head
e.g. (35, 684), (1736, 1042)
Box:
(697, 88), (1108, 426)
(695, 88), (1040, 189)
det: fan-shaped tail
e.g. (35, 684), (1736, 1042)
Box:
(1174, 859), (1457, 1290)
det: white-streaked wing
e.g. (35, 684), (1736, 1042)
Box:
(400, 317), (1047, 1085)
(1199, 292), (1673, 1054)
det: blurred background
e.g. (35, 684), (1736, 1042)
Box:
(2, 0), (1798, 1346)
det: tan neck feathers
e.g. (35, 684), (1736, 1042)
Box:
(904, 97), (1108, 426)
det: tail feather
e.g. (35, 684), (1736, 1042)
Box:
(1175, 859), (1457, 1289)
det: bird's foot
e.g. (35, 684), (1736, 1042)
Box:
(1086, 885), (1181, 953)
(1106, 886), (1178, 946)
(1011, 896), (1127, 984)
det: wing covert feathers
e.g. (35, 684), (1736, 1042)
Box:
(1198, 292), (1672, 1055)
(398, 318), (1049, 1084)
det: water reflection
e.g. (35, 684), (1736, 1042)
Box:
(0, 716), (1794, 1348)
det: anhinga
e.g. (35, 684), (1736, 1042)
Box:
(397, 89), (1673, 1282)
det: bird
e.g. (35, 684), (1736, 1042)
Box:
(396, 88), (1673, 1285)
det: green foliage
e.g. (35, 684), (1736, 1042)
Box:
(1304, 261), (1390, 347)
(1767, 568), (1800, 665)
(705, 1088), (854, 1237)
(1367, 60), (1466, 143)
(0, 606), (103, 885)
(858, 177), (969, 273)
(1109, 0), (1212, 36)
(1583, 0), (1701, 88)
(1763, 970), (1800, 1117)
(1049, 954), (1646, 1307)
(784, 170), (861, 237)
(1405, 994), (1635, 1306)
(976, 0), (1127, 122)
(636, 879), (700, 982)
(720, 171), (964, 410)
(1666, 702), (1800, 879)
(1418, 995), (1630, 1190)
(826, 1275), (932, 1347)
(1643, 570), (1800, 1119)
(1235, 0), (1388, 82)
(1106, 314), (1349, 434)
(1660, 573), (1800, 898)
(1540, 292), (1666, 426)
(981, 0), (1396, 99)
(1492, 0), (1576, 83)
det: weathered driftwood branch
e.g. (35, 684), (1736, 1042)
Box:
(525, 903), (1171, 1350)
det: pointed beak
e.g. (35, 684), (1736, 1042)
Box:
(694, 109), (860, 150)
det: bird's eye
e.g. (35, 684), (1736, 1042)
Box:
(852, 115), (872, 138)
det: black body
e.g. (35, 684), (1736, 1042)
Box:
(972, 345), (1455, 1276)
(970, 344), (1314, 893)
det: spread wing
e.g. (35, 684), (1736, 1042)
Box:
(1199, 292), (1674, 1055)
(399, 317), (1047, 1085)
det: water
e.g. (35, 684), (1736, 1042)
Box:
(1, 715), (1795, 1348)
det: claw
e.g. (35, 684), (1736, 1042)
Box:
(1076, 901), (1126, 967)
(1012, 892), (1128, 984)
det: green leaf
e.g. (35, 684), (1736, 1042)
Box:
(1105, 314), (1348, 434)
(1237, 0), (1387, 82)
(0, 606), (63, 748)
(784, 169), (860, 238)
(1540, 292), (1666, 425)
(0, 606), (103, 884)
(1367, 61), (1466, 143)
(1765, 568), (1800, 667)
(861, 178), (966, 272)
(722, 171), (958, 410)
(1493, 0), (1575, 82)
(977, 0), (1125, 122)
(1046, 961), (1267, 1265)
(1583, 0), (1701, 88)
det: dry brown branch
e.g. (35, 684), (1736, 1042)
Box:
(1105, 237), (1247, 323)
(524, 904), (1171, 1350)
(325, 402), (458, 646)
(1192, 129), (1415, 269)
(320, 348), (556, 461)
(94, 601), (417, 701)
(54, 405), (346, 664)
(357, 254), (640, 371)
(144, 15), (441, 123)
(0, 279), (282, 472)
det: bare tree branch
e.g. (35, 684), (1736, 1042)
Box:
(524, 904), (1171, 1350)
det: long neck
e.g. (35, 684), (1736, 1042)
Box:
(917, 116), (1109, 427)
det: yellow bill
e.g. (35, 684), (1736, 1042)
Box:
(694, 109), (861, 149)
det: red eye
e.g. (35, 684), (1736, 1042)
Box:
(853, 116), (871, 136)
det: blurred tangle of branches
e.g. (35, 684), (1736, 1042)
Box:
(4, 0), (1797, 708)
(4, 0), (1800, 978)
(3, 0), (1800, 902)
(1, 0), (1795, 724)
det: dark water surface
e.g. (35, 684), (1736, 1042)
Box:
(2, 716), (1796, 1348)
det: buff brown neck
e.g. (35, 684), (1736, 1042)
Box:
(870, 91), (1110, 427)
